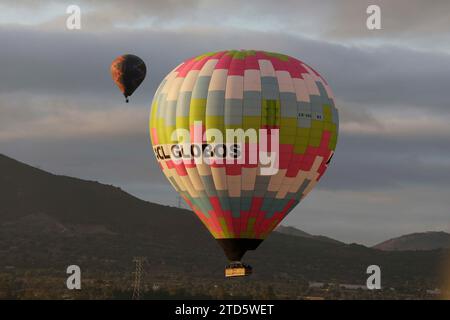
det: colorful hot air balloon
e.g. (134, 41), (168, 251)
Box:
(149, 50), (339, 277)
(111, 54), (147, 102)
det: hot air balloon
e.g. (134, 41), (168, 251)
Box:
(149, 50), (339, 277)
(111, 54), (147, 103)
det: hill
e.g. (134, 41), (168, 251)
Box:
(373, 232), (450, 251)
(275, 225), (344, 245)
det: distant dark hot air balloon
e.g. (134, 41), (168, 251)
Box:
(111, 54), (146, 103)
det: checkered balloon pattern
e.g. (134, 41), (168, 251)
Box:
(150, 50), (338, 240)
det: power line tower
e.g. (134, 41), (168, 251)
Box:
(132, 257), (146, 300)
(177, 195), (183, 208)
(177, 195), (192, 210)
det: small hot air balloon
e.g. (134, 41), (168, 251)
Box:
(111, 54), (146, 103)
(149, 50), (339, 277)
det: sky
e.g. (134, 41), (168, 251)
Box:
(0, 0), (449, 245)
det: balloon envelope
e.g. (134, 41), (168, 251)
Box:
(111, 54), (146, 102)
(149, 50), (339, 262)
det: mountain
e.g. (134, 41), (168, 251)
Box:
(275, 225), (312, 238)
(373, 232), (450, 251)
(0, 153), (448, 299)
(275, 225), (344, 245)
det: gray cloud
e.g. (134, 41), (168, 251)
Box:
(2, 27), (450, 113)
(322, 132), (450, 191)
(283, 187), (450, 245)
(4, 0), (450, 48)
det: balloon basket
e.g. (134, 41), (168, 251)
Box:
(225, 262), (252, 278)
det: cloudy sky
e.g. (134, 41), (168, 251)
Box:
(1, 0), (449, 245)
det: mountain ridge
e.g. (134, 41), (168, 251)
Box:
(373, 231), (450, 251)
(275, 225), (344, 245)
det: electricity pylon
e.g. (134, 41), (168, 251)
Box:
(132, 257), (147, 300)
